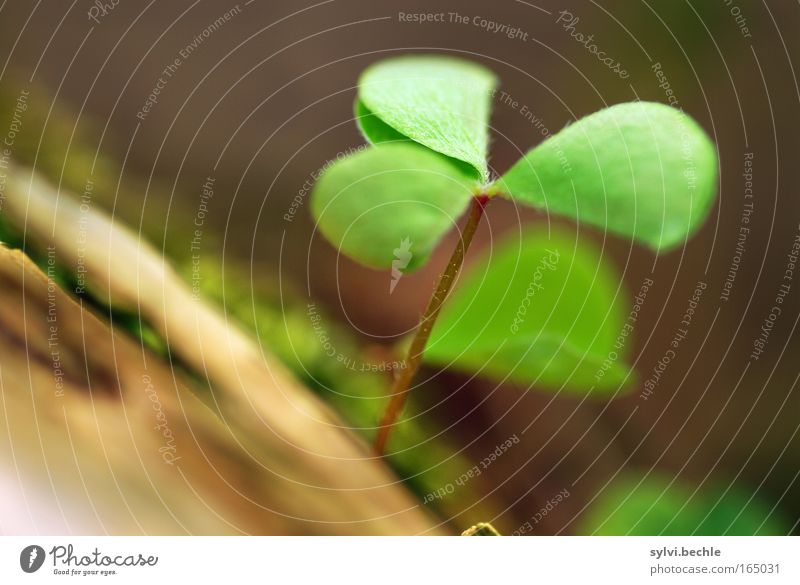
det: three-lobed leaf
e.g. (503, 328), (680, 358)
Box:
(357, 55), (497, 181)
(423, 228), (631, 392)
(494, 102), (718, 251)
(311, 57), (720, 395)
(311, 143), (475, 271)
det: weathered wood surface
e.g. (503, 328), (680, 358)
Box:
(0, 166), (443, 534)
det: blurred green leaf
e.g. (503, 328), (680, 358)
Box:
(423, 227), (631, 392)
(581, 474), (786, 535)
(357, 55), (497, 181)
(311, 143), (476, 270)
(697, 485), (786, 536)
(494, 102), (718, 251)
(582, 475), (702, 535)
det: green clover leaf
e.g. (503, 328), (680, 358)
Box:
(311, 142), (476, 270)
(494, 101), (718, 251)
(423, 228), (631, 392)
(356, 54), (497, 181)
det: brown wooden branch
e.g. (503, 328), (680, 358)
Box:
(0, 165), (444, 535)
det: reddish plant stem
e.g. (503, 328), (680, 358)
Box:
(374, 194), (490, 455)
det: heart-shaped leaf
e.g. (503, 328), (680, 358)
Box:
(423, 227), (631, 392)
(494, 102), (718, 251)
(357, 55), (497, 181)
(580, 474), (786, 535)
(311, 143), (476, 270)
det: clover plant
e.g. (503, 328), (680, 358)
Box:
(311, 55), (718, 453)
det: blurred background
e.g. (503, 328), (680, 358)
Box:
(0, 0), (798, 535)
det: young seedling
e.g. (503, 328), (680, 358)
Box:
(311, 55), (718, 455)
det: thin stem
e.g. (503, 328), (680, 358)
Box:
(374, 194), (490, 455)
